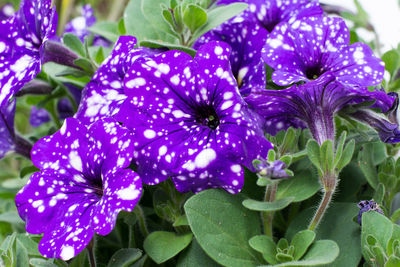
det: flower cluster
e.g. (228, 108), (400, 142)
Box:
(3, 0), (399, 263)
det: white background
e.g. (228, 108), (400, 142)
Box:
(322, 0), (400, 53)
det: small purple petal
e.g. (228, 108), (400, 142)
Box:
(357, 200), (384, 225)
(263, 16), (384, 88)
(75, 36), (160, 124)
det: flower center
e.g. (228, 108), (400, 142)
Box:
(264, 21), (279, 33)
(195, 106), (220, 130)
(305, 66), (323, 80)
(87, 178), (104, 197)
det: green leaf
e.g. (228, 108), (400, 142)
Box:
(16, 234), (41, 257)
(0, 211), (23, 224)
(242, 197), (294, 212)
(63, 33), (86, 57)
(74, 58), (95, 75)
(190, 3), (248, 45)
(29, 258), (59, 267)
(382, 49), (400, 78)
(89, 22), (119, 42)
(306, 139), (322, 172)
(287, 203), (361, 267)
(335, 139), (355, 172)
(124, 0), (178, 43)
(374, 183), (385, 205)
(386, 255), (400, 267)
(388, 224), (400, 256)
(248, 235), (278, 265)
(173, 215), (189, 227)
(177, 239), (219, 267)
(107, 248), (142, 267)
(276, 169), (320, 202)
(140, 40), (197, 57)
(15, 239), (29, 267)
(144, 231), (193, 264)
(391, 209), (400, 223)
(184, 189), (262, 267)
(358, 143), (378, 189)
(20, 165), (40, 178)
(262, 240), (339, 266)
(362, 211), (393, 262)
(183, 4), (207, 33)
(334, 131), (347, 167)
(320, 140), (334, 172)
(118, 18), (126, 35)
(291, 230), (316, 260)
(141, 0), (179, 37)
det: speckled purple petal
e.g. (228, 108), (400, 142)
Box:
(75, 36), (160, 124)
(247, 75), (396, 140)
(0, 3), (14, 20)
(263, 16), (384, 87)
(0, 99), (15, 157)
(16, 117), (142, 260)
(0, 0), (57, 107)
(194, 20), (267, 95)
(217, 0), (323, 33)
(115, 41), (273, 193)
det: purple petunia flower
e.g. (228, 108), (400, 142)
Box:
(194, 20), (267, 96)
(75, 36), (161, 124)
(0, 3), (14, 20)
(246, 74), (397, 144)
(0, 0), (57, 108)
(64, 4), (111, 47)
(114, 42), (273, 194)
(357, 200), (384, 225)
(15, 118), (142, 260)
(262, 16), (385, 87)
(218, 0), (323, 33)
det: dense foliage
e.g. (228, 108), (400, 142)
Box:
(1, 0), (400, 266)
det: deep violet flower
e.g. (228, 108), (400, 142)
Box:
(30, 106), (50, 127)
(194, 20), (267, 96)
(64, 4), (111, 47)
(115, 42), (273, 194)
(357, 200), (384, 225)
(217, 0), (323, 33)
(0, 3), (14, 20)
(254, 159), (290, 179)
(75, 36), (162, 124)
(15, 118), (142, 260)
(0, 0), (57, 108)
(262, 16), (385, 87)
(246, 74), (398, 144)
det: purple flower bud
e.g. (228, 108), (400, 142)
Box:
(357, 200), (384, 225)
(255, 160), (290, 179)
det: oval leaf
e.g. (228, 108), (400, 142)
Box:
(107, 248), (142, 267)
(242, 197), (295, 212)
(144, 231), (193, 264)
(184, 189), (262, 267)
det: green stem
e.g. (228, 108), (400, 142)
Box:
(262, 183), (278, 237)
(135, 205), (149, 237)
(86, 238), (96, 267)
(308, 173), (337, 231)
(128, 225), (136, 248)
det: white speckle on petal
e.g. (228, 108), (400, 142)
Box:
(195, 149), (216, 168)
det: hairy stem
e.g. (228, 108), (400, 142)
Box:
(308, 173), (338, 231)
(135, 205), (149, 237)
(262, 183), (278, 237)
